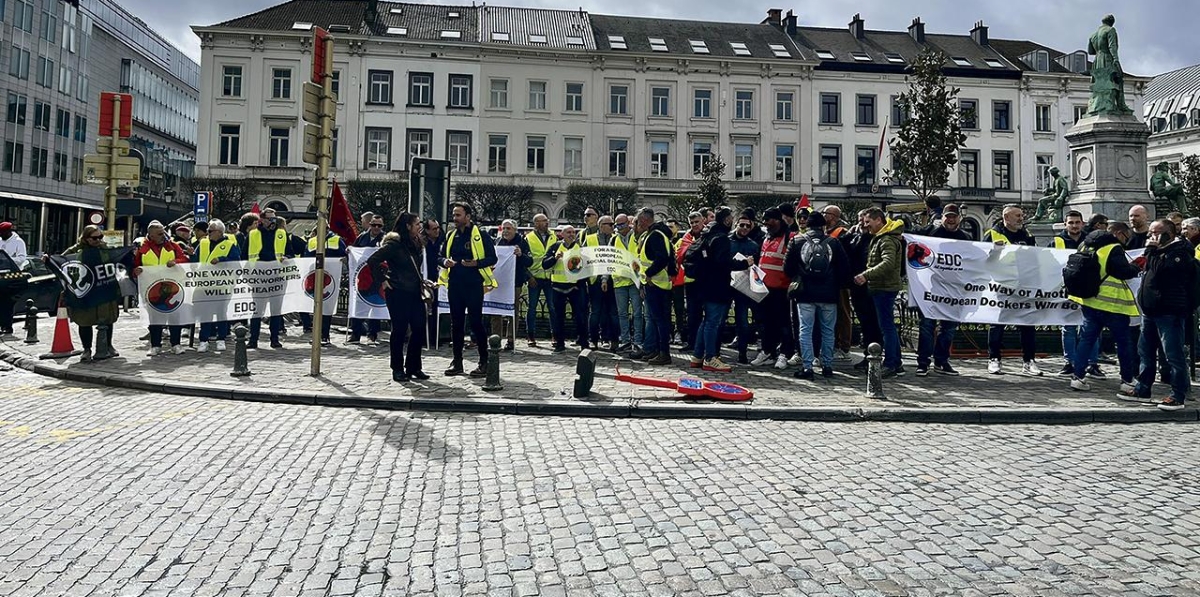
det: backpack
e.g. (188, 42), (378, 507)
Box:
(799, 236), (834, 275)
(1062, 246), (1104, 298)
(682, 234), (708, 279)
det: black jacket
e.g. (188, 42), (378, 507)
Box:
(497, 234), (533, 286)
(913, 224), (971, 241)
(1138, 238), (1196, 317)
(693, 221), (735, 303)
(783, 230), (851, 304)
(1080, 230), (1141, 281)
(841, 227), (873, 274)
(367, 232), (425, 298)
(642, 222), (677, 281)
(355, 230), (385, 248)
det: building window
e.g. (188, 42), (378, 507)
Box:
(365, 128), (391, 170)
(58, 66), (72, 96)
(608, 139), (628, 177)
(53, 152), (67, 181)
(993, 100), (1012, 131)
(55, 108), (69, 137)
(488, 135), (508, 173)
(820, 146), (840, 185)
(74, 115), (87, 142)
(3, 141), (24, 173)
(9, 47), (30, 80)
(32, 102), (50, 131)
(1036, 154), (1054, 191)
(856, 94), (876, 126)
(820, 93), (839, 124)
(992, 151), (1012, 190)
(408, 73), (433, 107)
(15, 0), (34, 32)
(775, 92), (793, 121)
(775, 145), (794, 182)
(407, 129), (431, 163)
(528, 81), (547, 111)
(565, 83), (583, 112)
(490, 79), (508, 109)
(693, 89), (712, 118)
(960, 99), (978, 129)
(563, 137), (583, 177)
(330, 71), (340, 101)
(40, 4), (57, 42)
(693, 142), (712, 173)
(30, 147), (47, 178)
(890, 95), (909, 126)
(734, 144), (753, 180)
(35, 56), (53, 88)
(651, 87), (670, 117)
(76, 74), (87, 102)
(331, 129), (339, 168)
(449, 75), (472, 108)
(447, 131), (470, 173)
(735, 90), (754, 120)
(650, 141), (669, 178)
(527, 136), (546, 173)
(222, 65), (242, 97)
(6, 93), (27, 125)
(1073, 105), (1087, 124)
(368, 70), (393, 105)
(958, 150), (979, 188)
(268, 128), (289, 167)
(609, 85), (628, 115)
(855, 147), (876, 185)
(271, 68), (292, 99)
(1035, 104), (1052, 132)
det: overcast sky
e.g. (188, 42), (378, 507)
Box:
(123, 0), (1193, 78)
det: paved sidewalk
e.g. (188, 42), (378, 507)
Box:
(1, 310), (1196, 423)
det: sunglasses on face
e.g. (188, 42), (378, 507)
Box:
(370, 224), (382, 228)
(737, 223), (753, 229)
(89, 235), (103, 240)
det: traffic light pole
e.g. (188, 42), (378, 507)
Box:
(104, 93), (121, 231)
(309, 34), (335, 377)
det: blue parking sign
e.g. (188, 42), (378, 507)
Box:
(194, 191), (211, 224)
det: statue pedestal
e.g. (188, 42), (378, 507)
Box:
(1065, 113), (1151, 221)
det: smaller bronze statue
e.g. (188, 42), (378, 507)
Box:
(1034, 167), (1070, 221)
(1150, 162), (1190, 216)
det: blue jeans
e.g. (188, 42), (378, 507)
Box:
(1062, 325), (1099, 367)
(526, 279), (553, 339)
(871, 291), (902, 369)
(798, 302), (837, 369)
(644, 286), (672, 355)
(692, 300), (729, 361)
(614, 285), (643, 346)
(917, 317), (958, 368)
(1136, 314), (1190, 402)
(1074, 306), (1135, 382)
(199, 321), (230, 342)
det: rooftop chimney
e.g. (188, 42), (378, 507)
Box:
(970, 20), (989, 46)
(849, 13), (865, 40)
(764, 8), (783, 26)
(785, 10), (797, 37)
(908, 17), (925, 44)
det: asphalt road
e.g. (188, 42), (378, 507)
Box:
(1, 366), (1197, 597)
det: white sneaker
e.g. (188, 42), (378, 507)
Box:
(1022, 361), (1042, 376)
(197, 342), (209, 353)
(788, 354), (803, 367)
(1120, 380), (1137, 393)
(775, 355), (789, 370)
(834, 349), (852, 362)
(216, 341), (227, 352)
(1070, 378), (1091, 391)
(147, 347), (160, 356)
(988, 359), (1002, 375)
(750, 352), (771, 367)
(172, 345), (186, 355)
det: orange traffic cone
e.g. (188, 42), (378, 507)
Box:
(39, 298), (81, 359)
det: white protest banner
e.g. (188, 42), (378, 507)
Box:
(347, 246), (391, 320)
(563, 246), (641, 286)
(437, 245), (517, 316)
(904, 234), (1145, 326)
(138, 258), (342, 326)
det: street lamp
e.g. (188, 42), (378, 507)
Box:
(163, 189), (175, 219)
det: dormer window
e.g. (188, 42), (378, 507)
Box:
(291, 22), (312, 30)
(447, 11), (460, 18)
(768, 44), (790, 59)
(389, 7), (402, 15)
(529, 33), (547, 44)
(689, 40), (709, 54)
(441, 30), (461, 39)
(884, 52), (904, 64)
(850, 51), (871, 62)
(565, 36), (584, 46)
(608, 35), (627, 50)
(491, 32), (510, 42)
(951, 57), (973, 67)
(983, 58), (1005, 68)
(386, 27), (407, 36)
(815, 50), (835, 60)
(730, 42), (751, 56)
(649, 38), (668, 52)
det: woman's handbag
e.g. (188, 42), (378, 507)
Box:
(409, 254), (437, 306)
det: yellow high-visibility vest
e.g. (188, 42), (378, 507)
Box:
(640, 230), (673, 290)
(1068, 243), (1139, 316)
(526, 230), (554, 280)
(248, 229), (288, 261)
(200, 237), (236, 263)
(140, 245), (179, 266)
(438, 226), (498, 290)
(611, 233), (639, 288)
(307, 234), (342, 252)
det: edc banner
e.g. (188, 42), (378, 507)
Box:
(138, 258), (342, 326)
(562, 246), (641, 286)
(904, 234), (1144, 326)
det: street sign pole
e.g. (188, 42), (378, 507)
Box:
(310, 28), (335, 377)
(105, 93), (122, 233)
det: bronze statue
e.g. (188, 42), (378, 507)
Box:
(1150, 162), (1189, 215)
(1034, 167), (1070, 221)
(1087, 14), (1132, 116)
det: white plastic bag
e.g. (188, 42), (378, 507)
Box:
(731, 265), (769, 302)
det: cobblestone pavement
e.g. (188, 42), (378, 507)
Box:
(1, 367), (1199, 597)
(1, 310), (1191, 415)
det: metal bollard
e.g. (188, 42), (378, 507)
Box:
(483, 334), (503, 392)
(865, 342), (886, 400)
(23, 299), (39, 344)
(93, 324), (116, 360)
(231, 324), (252, 377)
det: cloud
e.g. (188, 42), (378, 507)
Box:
(123, 0), (1193, 77)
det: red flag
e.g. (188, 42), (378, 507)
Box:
(797, 194), (810, 210)
(330, 181), (359, 240)
(250, 202), (262, 215)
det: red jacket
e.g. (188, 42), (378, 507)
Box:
(134, 239), (185, 271)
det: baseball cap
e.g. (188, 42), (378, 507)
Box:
(943, 205), (961, 216)
(0, 222), (12, 232)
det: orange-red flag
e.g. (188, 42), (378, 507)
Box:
(330, 181), (359, 240)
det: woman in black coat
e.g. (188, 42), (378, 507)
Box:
(368, 212), (429, 382)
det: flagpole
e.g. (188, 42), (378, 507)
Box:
(310, 33), (335, 377)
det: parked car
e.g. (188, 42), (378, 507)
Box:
(11, 255), (62, 315)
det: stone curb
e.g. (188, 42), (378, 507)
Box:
(3, 345), (1197, 425)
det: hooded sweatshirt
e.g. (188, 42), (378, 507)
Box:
(862, 218), (906, 293)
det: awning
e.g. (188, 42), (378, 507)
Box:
(0, 190), (102, 211)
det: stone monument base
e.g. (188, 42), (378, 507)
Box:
(1064, 113), (1151, 220)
